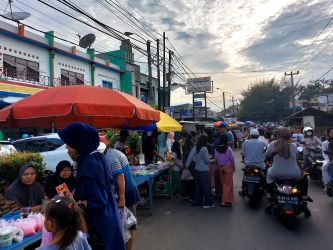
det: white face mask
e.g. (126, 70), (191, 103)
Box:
(305, 131), (312, 136)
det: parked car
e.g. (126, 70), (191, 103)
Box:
(13, 134), (74, 173)
(0, 140), (16, 155)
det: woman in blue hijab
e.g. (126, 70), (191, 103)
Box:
(58, 122), (125, 250)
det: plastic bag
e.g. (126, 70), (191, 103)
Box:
(124, 207), (137, 229)
(181, 168), (194, 181)
(119, 208), (131, 243)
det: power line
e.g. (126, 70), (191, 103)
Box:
(313, 65), (333, 81)
(289, 14), (333, 71)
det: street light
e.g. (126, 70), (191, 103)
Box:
(216, 87), (225, 111)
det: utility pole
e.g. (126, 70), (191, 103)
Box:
(231, 96), (235, 116)
(147, 40), (152, 103)
(204, 92), (207, 121)
(167, 50), (172, 107)
(285, 71), (299, 112)
(156, 39), (161, 110)
(192, 94), (195, 121)
(223, 92), (226, 112)
(162, 32), (166, 111)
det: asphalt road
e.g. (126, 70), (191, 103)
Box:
(135, 150), (333, 250)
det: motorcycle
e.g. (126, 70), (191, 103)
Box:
(308, 147), (324, 180)
(266, 179), (311, 226)
(240, 166), (265, 206)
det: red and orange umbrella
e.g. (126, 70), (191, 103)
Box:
(0, 85), (160, 129)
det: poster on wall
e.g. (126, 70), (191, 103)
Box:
(303, 116), (315, 129)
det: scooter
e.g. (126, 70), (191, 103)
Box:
(308, 147), (324, 180)
(266, 179), (311, 227)
(240, 166), (265, 206)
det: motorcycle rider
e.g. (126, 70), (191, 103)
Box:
(242, 128), (267, 169)
(322, 128), (333, 194)
(292, 127), (304, 146)
(240, 128), (267, 196)
(302, 126), (322, 172)
(265, 127), (311, 216)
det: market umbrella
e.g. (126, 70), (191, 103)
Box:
(0, 85), (160, 129)
(129, 111), (182, 132)
(156, 111), (182, 132)
(236, 121), (245, 126)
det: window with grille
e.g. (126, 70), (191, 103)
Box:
(60, 69), (84, 86)
(3, 54), (39, 82)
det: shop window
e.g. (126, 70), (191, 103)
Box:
(61, 69), (84, 86)
(102, 80), (113, 89)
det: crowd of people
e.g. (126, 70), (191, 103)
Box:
(4, 122), (143, 250)
(3, 120), (333, 249)
(167, 122), (333, 214)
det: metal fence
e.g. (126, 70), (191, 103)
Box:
(0, 67), (89, 87)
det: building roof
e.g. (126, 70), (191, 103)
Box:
(286, 107), (333, 119)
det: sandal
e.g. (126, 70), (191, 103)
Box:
(220, 202), (232, 207)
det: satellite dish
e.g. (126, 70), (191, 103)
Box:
(3, 11), (31, 21)
(79, 33), (96, 49)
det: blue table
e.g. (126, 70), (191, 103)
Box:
(133, 166), (171, 215)
(1, 213), (42, 250)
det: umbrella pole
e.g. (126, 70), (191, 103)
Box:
(51, 122), (55, 133)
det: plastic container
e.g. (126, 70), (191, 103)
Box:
(0, 237), (12, 247)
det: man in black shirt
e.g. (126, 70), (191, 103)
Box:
(143, 131), (165, 164)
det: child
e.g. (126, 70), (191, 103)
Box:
(36, 197), (91, 250)
(172, 141), (183, 198)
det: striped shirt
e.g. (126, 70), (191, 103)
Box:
(105, 148), (137, 191)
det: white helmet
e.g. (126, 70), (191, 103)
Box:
(303, 126), (313, 134)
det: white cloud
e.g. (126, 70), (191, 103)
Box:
(1, 0), (333, 111)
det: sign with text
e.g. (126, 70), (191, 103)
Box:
(181, 109), (193, 118)
(194, 101), (203, 107)
(186, 76), (212, 94)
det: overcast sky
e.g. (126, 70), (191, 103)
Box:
(1, 0), (333, 110)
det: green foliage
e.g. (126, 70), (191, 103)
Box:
(105, 129), (117, 148)
(126, 131), (141, 156)
(239, 78), (293, 122)
(298, 79), (333, 101)
(0, 152), (45, 184)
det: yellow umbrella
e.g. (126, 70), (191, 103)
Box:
(157, 111), (182, 132)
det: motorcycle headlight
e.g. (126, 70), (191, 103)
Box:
(292, 188), (298, 194)
(277, 185), (293, 194)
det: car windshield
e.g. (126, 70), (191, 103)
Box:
(13, 137), (64, 153)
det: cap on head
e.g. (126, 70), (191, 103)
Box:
(250, 129), (259, 136)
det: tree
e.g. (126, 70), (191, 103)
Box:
(298, 79), (333, 101)
(238, 78), (292, 122)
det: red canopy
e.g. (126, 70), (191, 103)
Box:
(0, 85), (160, 129)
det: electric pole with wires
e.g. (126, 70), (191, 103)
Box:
(285, 71), (299, 112)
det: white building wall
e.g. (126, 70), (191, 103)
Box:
(0, 34), (49, 77)
(94, 66), (120, 90)
(53, 54), (91, 84)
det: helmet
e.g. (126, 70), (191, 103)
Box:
(220, 121), (228, 127)
(303, 126), (313, 134)
(250, 129), (259, 136)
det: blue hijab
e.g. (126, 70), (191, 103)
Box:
(59, 123), (124, 250)
(58, 122), (114, 188)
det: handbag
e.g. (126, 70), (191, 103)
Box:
(181, 168), (194, 181)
